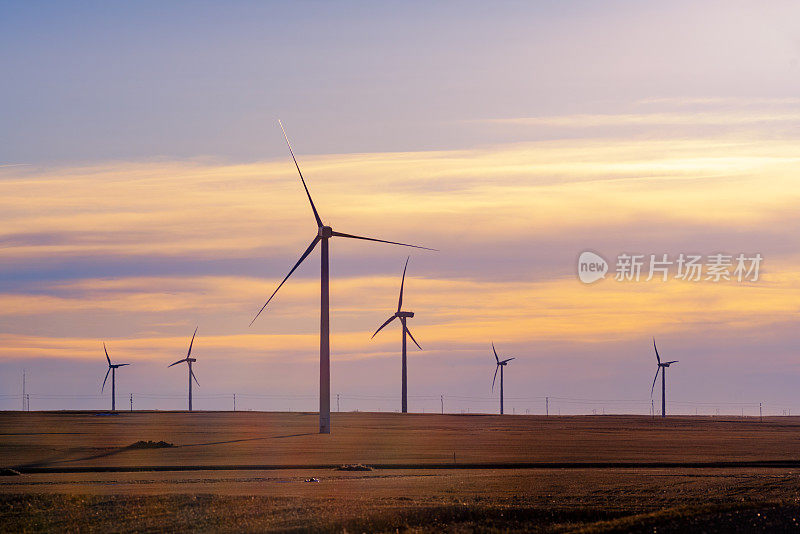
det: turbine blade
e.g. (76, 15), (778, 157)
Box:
(650, 368), (660, 397)
(492, 365), (499, 392)
(665, 360), (679, 364)
(190, 368), (200, 387)
(187, 326), (198, 358)
(501, 358), (515, 364)
(371, 315), (397, 339)
(492, 342), (499, 364)
(104, 343), (111, 367)
(279, 120), (323, 228)
(405, 325), (422, 350)
(117, 363), (130, 367)
(653, 337), (661, 364)
(168, 359), (187, 368)
(397, 256), (409, 312)
(101, 368), (110, 393)
(250, 236), (320, 326)
(331, 231), (437, 251)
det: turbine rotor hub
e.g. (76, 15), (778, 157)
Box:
(318, 226), (333, 238)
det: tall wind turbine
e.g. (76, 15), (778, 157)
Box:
(491, 343), (515, 415)
(101, 343), (130, 412)
(650, 338), (678, 418)
(250, 121), (435, 434)
(169, 327), (200, 412)
(371, 256), (422, 413)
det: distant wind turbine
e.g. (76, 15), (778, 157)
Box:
(250, 121), (435, 434)
(169, 327), (200, 412)
(371, 256), (422, 414)
(650, 338), (678, 418)
(491, 343), (515, 415)
(101, 343), (130, 412)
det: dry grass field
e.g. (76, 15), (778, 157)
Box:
(3, 411), (800, 532)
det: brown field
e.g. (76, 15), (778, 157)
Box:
(2, 411), (800, 532)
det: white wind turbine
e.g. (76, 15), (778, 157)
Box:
(250, 122), (435, 433)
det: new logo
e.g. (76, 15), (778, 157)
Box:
(577, 251), (608, 284)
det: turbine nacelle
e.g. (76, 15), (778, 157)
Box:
(318, 225), (333, 238)
(396, 311), (414, 318)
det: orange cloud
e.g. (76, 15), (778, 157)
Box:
(2, 121), (800, 368)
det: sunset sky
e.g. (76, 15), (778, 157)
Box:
(1, 1), (799, 414)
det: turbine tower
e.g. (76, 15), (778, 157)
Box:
(371, 256), (422, 414)
(650, 338), (678, 418)
(491, 343), (515, 415)
(250, 122), (435, 434)
(101, 343), (130, 412)
(169, 327), (200, 412)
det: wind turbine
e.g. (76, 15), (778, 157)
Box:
(491, 343), (515, 415)
(169, 327), (200, 412)
(650, 338), (678, 418)
(250, 121), (435, 434)
(371, 256), (422, 414)
(101, 343), (130, 412)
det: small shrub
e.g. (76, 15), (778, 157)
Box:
(336, 464), (373, 471)
(127, 440), (174, 449)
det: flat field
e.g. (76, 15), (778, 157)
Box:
(2, 412), (800, 532)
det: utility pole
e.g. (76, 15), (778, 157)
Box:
(26, 394), (30, 411)
(440, 395), (443, 414)
(233, 394), (236, 412)
(22, 369), (26, 411)
(546, 396), (549, 417)
(337, 394), (340, 412)
(760, 402), (763, 422)
(130, 393), (133, 412)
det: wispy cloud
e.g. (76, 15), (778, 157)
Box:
(635, 97), (800, 107)
(2, 262), (798, 361)
(477, 111), (800, 128)
(2, 136), (800, 265)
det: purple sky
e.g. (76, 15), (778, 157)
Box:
(1, 1), (800, 415)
